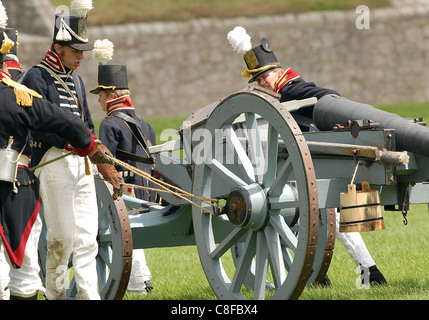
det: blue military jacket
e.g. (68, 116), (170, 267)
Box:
(99, 95), (156, 201)
(21, 51), (95, 166)
(276, 68), (340, 130)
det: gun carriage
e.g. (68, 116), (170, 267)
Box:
(38, 86), (429, 300)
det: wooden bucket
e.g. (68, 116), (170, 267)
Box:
(339, 181), (385, 232)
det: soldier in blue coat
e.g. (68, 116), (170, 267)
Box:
(91, 64), (155, 294)
(0, 24), (113, 299)
(21, 6), (123, 300)
(239, 37), (339, 131)
(91, 64), (156, 202)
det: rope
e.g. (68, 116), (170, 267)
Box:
(106, 155), (221, 215)
(29, 147), (222, 215)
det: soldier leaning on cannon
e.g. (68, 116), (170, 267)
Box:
(227, 26), (387, 287)
(0, 2), (114, 299)
(20, 1), (123, 300)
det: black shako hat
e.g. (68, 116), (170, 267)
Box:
(5, 28), (18, 56)
(90, 64), (128, 94)
(53, 12), (93, 51)
(243, 38), (281, 83)
(0, 27), (14, 63)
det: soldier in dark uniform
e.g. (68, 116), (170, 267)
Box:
(91, 63), (155, 293)
(228, 27), (387, 287)
(0, 25), (113, 299)
(0, 26), (25, 300)
(242, 39), (339, 103)
(91, 64), (156, 202)
(239, 37), (339, 131)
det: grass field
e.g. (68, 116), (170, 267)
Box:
(135, 207), (429, 301)
(102, 101), (429, 301)
(51, 0), (391, 25)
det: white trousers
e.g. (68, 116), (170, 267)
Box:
(124, 188), (152, 292)
(127, 249), (152, 292)
(38, 148), (100, 300)
(0, 215), (44, 299)
(335, 209), (376, 268)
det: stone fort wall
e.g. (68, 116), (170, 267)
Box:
(5, 0), (429, 120)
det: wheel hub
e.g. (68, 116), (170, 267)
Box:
(224, 183), (268, 230)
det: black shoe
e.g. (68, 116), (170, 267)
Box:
(369, 265), (387, 285)
(360, 264), (387, 286)
(320, 274), (332, 287)
(144, 280), (154, 292)
(312, 274), (332, 288)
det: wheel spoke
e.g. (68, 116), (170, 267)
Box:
(97, 246), (113, 269)
(270, 215), (297, 251)
(254, 231), (269, 299)
(264, 226), (287, 287)
(267, 157), (293, 197)
(223, 124), (255, 183)
(282, 245), (294, 271)
(207, 158), (247, 188)
(269, 197), (299, 210)
(263, 125), (279, 187)
(210, 227), (247, 260)
(245, 113), (265, 182)
(231, 231), (256, 293)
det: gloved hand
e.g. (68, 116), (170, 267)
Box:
(88, 144), (115, 165)
(97, 163), (124, 200)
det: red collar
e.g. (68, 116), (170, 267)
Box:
(106, 95), (134, 116)
(0, 69), (12, 81)
(42, 50), (69, 74)
(5, 60), (21, 71)
(274, 68), (300, 93)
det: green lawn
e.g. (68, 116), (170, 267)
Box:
(135, 206), (429, 301)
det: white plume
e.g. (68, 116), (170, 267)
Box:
(0, 0), (8, 29)
(92, 39), (114, 65)
(227, 26), (252, 54)
(70, 0), (93, 18)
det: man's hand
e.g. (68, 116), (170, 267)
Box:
(97, 163), (124, 200)
(88, 143), (115, 165)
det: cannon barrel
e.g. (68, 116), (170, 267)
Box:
(313, 94), (429, 157)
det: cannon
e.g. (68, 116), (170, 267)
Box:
(38, 86), (429, 300)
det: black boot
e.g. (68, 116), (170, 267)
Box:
(312, 274), (332, 288)
(319, 274), (332, 287)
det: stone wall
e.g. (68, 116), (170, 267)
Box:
(7, 0), (429, 120)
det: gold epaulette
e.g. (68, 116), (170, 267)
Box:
(2, 77), (43, 107)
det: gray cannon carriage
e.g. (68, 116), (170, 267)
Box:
(38, 86), (429, 300)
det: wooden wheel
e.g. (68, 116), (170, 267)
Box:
(308, 208), (336, 285)
(38, 178), (132, 300)
(191, 91), (319, 300)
